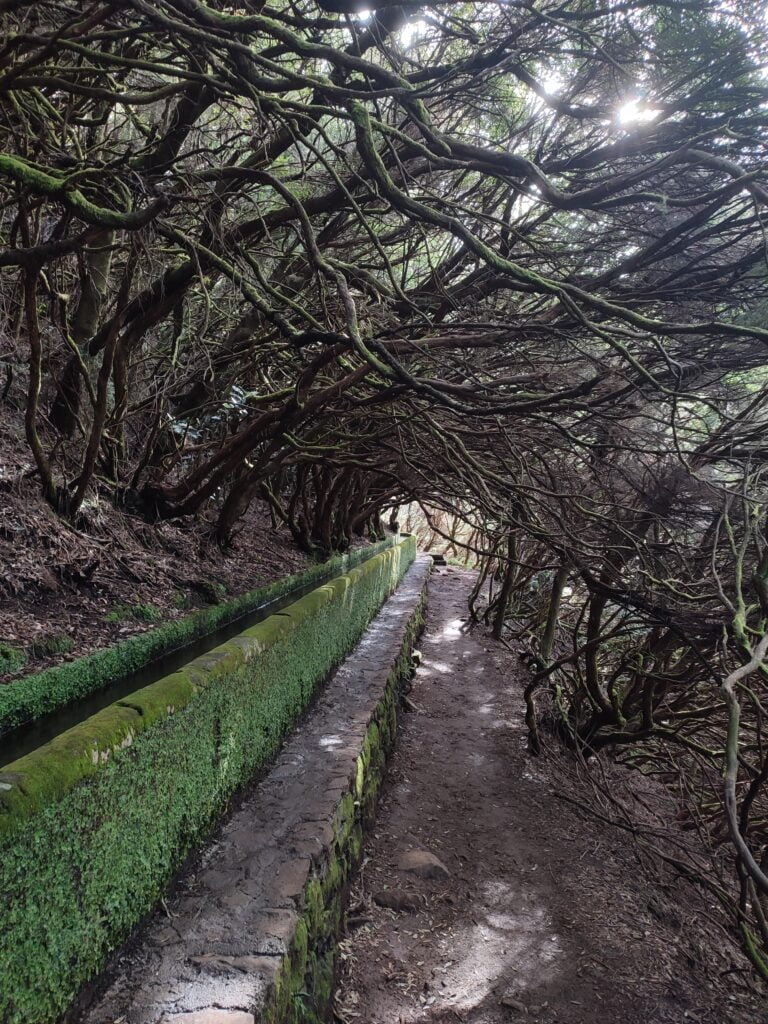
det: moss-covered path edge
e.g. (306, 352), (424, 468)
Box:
(0, 538), (417, 1024)
(77, 553), (431, 1024)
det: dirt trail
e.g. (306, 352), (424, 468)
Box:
(334, 568), (762, 1024)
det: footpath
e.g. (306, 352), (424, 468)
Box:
(333, 568), (762, 1024)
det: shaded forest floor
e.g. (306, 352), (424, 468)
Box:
(335, 568), (764, 1024)
(0, 408), (308, 684)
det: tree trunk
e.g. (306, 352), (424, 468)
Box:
(50, 231), (114, 435)
(540, 564), (570, 663)
(492, 533), (517, 640)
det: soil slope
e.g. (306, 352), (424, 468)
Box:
(0, 408), (309, 682)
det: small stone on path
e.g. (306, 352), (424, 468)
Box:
(397, 848), (450, 879)
(500, 993), (528, 1013)
(373, 889), (422, 912)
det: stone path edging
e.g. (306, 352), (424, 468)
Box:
(80, 554), (431, 1024)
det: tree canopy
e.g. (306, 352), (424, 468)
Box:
(4, 0), (768, 978)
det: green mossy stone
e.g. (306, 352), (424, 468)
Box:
(117, 670), (196, 728)
(0, 704), (141, 834)
(0, 540), (419, 1023)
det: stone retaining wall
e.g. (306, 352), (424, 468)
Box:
(80, 554), (431, 1024)
(0, 538), (417, 1024)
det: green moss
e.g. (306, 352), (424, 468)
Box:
(0, 704), (142, 830)
(0, 538), (418, 1024)
(304, 877), (325, 940)
(0, 153), (159, 229)
(117, 669), (196, 729)
(195, 580), (227, 605)
(28, 634), (75, 660)
(0, 538), (399, 737)
(0, 643), (27, 675)
(104, 603), (162, 625)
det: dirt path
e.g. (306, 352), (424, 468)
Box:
(334, 568), (762, 1024)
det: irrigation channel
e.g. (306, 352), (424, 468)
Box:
(0, 542), (397, 769)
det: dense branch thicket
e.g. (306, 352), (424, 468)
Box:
(3, 0), (768, 978)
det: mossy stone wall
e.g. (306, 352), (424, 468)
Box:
(0, 537), (416, 1024)
(268, 568), (429, 1023)
(0, 537), (398, 737)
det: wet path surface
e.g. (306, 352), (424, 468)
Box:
(334, 568), (760, 1024)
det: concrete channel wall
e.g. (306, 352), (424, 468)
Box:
(0, 537), (400, 739)
(0, 537), (418, 1024)
(81, 554), (432, 1024)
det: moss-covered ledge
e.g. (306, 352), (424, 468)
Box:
(0, 537), (416, 1024)
(0, 536), (398, 737)
(268, 568), (430, 1024)
(0, 541), (411, 839)
(77, 553), (431, 1024)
